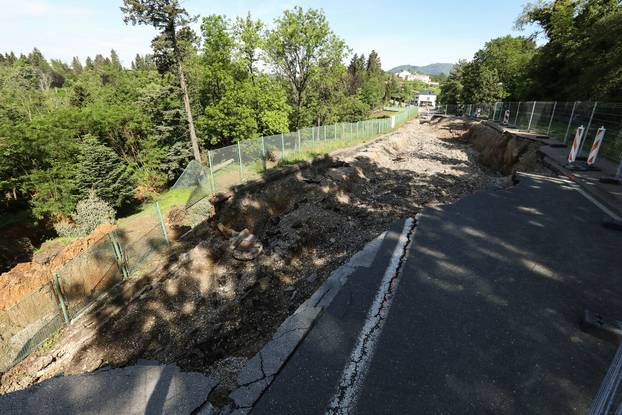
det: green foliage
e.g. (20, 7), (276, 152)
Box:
(78, 135), (136, 209)
(0, 5), (393, 229)
(440, 35), (535, 104)
(54, 191), (115, 237)
(439, 61), (466, 105)
(517, 0), (622, 100)
(265, 7), (347, 128)
(196, 13), (290, 146)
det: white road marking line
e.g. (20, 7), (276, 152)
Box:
(574, 187), (622, 221)
(326, 218), (415, 415)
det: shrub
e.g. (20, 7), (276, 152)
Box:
(78, 134), (136, 209)
(54, 191), (115, 237)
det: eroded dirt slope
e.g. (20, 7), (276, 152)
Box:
(0, 117), (513, 395)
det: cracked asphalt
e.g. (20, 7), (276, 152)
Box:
(251, 219), (410, 414)
(250, 174), (622, 414)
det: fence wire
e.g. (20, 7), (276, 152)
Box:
(0, 107), (418, 373)
(443, 101), (622, 164)
(0, 206), (169, 372)
(175, 107), (418, 209)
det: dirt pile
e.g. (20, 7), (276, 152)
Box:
(464, 123), (546, 175)
(0, 117), (507, 396)
(0, 223), (116, 311)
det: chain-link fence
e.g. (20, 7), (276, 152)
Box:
(0, 204), (169, 372)
(174, 107), (418, 208)
(0, 107), (418, 373)
(441, 101), (622, 164)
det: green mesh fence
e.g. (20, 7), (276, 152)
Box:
(0, 206), (169, 373)
(0, 108), (418, 373)
(176, 106), (419, 209)
(0, 283), (64, 371)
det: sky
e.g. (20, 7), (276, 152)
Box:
(0, 0), (538, 70)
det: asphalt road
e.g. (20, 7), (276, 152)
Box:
(253, 173), (622, 414)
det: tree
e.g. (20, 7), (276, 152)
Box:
(78, 135), (135, 209)
(71, 57), (83, 74)
(121, 0), (202, 161)
(196, 14), (290, 145)
(439, 61), (466, 105)
(460, 61), (505, 103)
(517, 0), (622, 100)
(110, 49), (123, 70)
(347, 53), (366, 94)
(265, 7), (347, 128)
(366, 50), (382, 75)
(471, 36), (536, 100)
(234, 13), (264, 82)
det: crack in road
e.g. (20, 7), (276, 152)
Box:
(326, 218), (415, 415)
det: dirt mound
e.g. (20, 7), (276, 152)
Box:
(464, 123), (547, 175)
(0, 223), (116, 311)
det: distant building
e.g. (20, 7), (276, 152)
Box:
(396, 70), (432, 83)
(415, 91), (437, 107)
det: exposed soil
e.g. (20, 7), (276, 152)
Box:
(0, 117), (545, 397)
(465, 122), (551, 175)
(0, 223), (116, 311)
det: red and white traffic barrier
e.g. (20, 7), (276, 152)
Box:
(587, 127), (606, 167)
(567, 125), (585, 164)
(502, 110), (510, 125)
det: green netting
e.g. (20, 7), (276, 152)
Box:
(0, 283), (63, 372)
(1, 207), (169, 373)
(57, 234), (121, 319)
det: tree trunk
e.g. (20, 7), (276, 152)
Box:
(177, 61), (202, 162)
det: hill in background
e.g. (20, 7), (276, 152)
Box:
(389, 63), (454, 75)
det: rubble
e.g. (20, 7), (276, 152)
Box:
(1, 117), (532, 402)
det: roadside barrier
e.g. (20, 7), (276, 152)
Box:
(502, 109), (510, 125)
(567, 126), (585, 165)
(587, 127), (606, 167)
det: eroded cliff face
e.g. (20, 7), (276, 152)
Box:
(464, 123), (545, 175)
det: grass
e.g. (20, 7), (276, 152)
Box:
(39, 326), (63, 353)
(35, 236), (78, 254)
(117, 187), (194, 226)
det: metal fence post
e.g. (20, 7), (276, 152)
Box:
(546, 101), (557, 136)
(527, 101), (537, 131)
(110, 231), (129, 280)
(53, 272), (70, 324)
(297, 130), (301, 151)
(563, 102), (577, 144)
(237, 142), (244, 180)
(492, 102), (498, 121)
(207, 150), (216, 192)
(445, 104), (448, 115)
(514, 102), (521, 126)
(155, 201), (169, 245)
(280, 133), (285, 160)
(579, 102), (599, 153)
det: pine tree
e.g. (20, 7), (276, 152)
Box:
(110, 49), (123, 70)
(85, 56), (94, 70)
(366, 50), (382, 75)
(347, 53), (366, 94)
(78, 135), (135, 209)
(71, 56), (83, 74)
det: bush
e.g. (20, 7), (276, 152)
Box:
(78, 135), (136, 209)
(54, 191), (115, 237)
